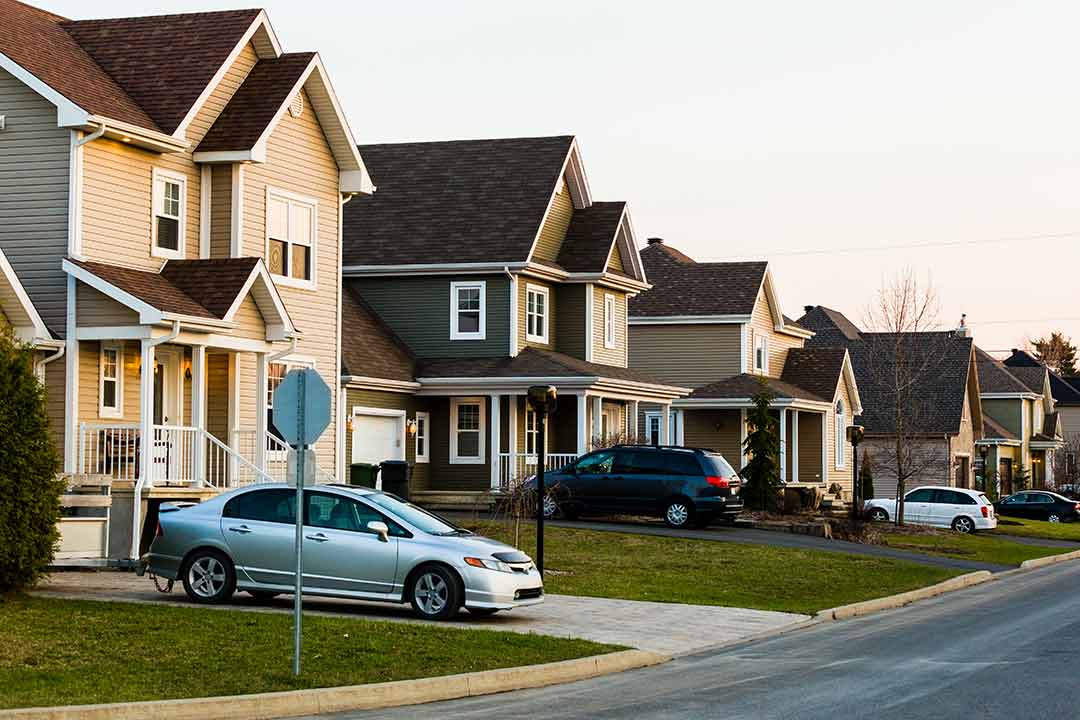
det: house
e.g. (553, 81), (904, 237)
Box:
(338, 137), (688, 507)
(1003, 348), (1079, 451)
(0, 0), (373, 559)
(797, 306), (982, 497)
(627, 240), (863, 498)
(975, 348), (1064, 493)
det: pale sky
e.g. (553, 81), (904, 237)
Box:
(44, 0), (1080, 355)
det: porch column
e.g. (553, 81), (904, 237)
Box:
(254, 352), (267, 472)
(507, 395), (518, 471)
(740, 409), (748, 462)
(661, 403), (671, 444)
(821, 412), (828, 482)
(592, 395), (602, 444)
(64, 275), (78, 473)
(779, 409), (787, 482)
(139, 340), (156, 485)
(489, 393), (501, 490)
(576, 393), (588, 455)
(191, 345), (206, 487)
(629, 400), (639, 439)
(792, 410), (800, 483)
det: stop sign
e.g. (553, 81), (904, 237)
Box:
(272, 368), (332, 447)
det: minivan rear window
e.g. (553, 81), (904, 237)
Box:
(700, 453), (738, 479)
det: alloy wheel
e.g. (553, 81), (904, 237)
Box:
(188, 556), (227, 598)
(542, 494), (558, 518)
(414, 572), (449, 616)
(1049, 514), (1061, 523)
(954, 517), (974, 534)
(666, 502), (689, 527)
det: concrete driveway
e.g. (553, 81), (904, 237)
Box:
(36, 571), (807, 657)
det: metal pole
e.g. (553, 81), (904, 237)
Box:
(536, 411), (546, 576)
(293, 372), (306, 677)
(851, 441), (859, 521)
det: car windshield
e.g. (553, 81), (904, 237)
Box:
(701, 453), (738, 479)
(364, 492), (469, 536)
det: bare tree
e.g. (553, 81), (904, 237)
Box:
(860, 268), (951, 526)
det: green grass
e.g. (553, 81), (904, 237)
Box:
(990, 516), (1080, 542)
(0, 596), (618, 710)
(466, 521), (961, 615)
(881, 531), (1068, 565)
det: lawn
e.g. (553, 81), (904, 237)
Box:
(880, 530), (1068, 565)
(0, 596), (618, 710)
(466, 521), (961, 615)
(990, 517), (1080, 543)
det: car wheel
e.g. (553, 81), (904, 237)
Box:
(467, 607), (500, 617)
(541, 493), (559, 519)
(409, 565), (462, 621)
(181, 549), (236, 604)
(663, 498), (694, 529)
(247, 590), (280, 602)
(869, 508), (890, 522)
(1048, 513), (1062, 523)
(952, 516), (976, 534)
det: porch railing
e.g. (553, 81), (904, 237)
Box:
(231, 429), (336, 484)
(497, 452), (578, 491)
(78, 423), (141, 483)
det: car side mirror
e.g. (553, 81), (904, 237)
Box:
(367, 521), (389, 542)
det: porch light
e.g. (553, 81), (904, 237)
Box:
(406, 418), (418, 435)
(345, 416), (355, 433)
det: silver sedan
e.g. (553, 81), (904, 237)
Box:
(141, 484), (543, 620)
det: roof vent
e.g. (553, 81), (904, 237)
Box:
(288, 92), (304, 118)
(647, 237), (665, 245)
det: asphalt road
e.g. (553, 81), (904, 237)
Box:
(322, 561), (1080, 720)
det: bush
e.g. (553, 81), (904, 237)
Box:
(741, 378), (782, 512)
(0, 327), (63, 593)
(860, 450), (875, 501)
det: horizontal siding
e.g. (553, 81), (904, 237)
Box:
(209, 165), (232, 259)
(554, 284), (587, 359)
(76, 282), (138, 326)
(530, 180), (572, 263)
(44, 355), (66, 458)
(231, 294), (265, 340)
(77, 340), (141, 423)
(0, 69), (69, 335)
(606, 242), (624, 273)
(344, 389), (431, 491)
(747, 286), (804, 377)
(629, 323), (741, 387)
(683, 408), (743, 466)
(519, 278), (556, 351)
(797, 411), (824, 483)
(592, 286), (627, 367)
(206, 353), (229, 443)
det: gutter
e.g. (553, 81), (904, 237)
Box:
(268, 336), (299, 363)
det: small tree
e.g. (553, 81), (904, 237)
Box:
(0, 327), (63, 593)
(1032, 332), (1078, 377)
(860, 448), (876, 502)
(1013, 464), (1031, 492)
(741, 378), (782, 512)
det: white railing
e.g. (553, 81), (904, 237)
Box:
(78, 423), (141, 482)
(231, 429), (290, 483)
(497, 452), (578, 491)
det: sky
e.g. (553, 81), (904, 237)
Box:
(44, 0), (1080, 355)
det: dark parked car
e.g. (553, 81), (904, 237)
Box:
(994, 491), (1080, 523)
(528, 445), (743, 529)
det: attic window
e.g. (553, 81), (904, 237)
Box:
(288, 92), (304, 118)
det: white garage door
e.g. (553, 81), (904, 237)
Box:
(351, 413), (404, 468)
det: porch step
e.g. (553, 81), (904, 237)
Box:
(410, 490), (497, 512)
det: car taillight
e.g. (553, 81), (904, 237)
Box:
(981, 507), (989, 518)
(1075, 503), (1080, 512)
(706, 476), (730, 489)
(155, 521), (164, 538)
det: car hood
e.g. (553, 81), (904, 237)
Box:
(439, 533), (532, 560)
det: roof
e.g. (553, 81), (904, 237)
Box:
(631, 242), (766, 317)
(555, 201), (626, 273)
(340, 287), (416, 384)
(69, 259), (216, 319)
(1033, 412), (1061, 442)
(975, 348), (1034, 394)
(1002, 365), (1047, 396)
(197, 53), (315, 152)
(417, 347), (672, 386)
(796, 305), (863, 343)
(159, 258), (260, 317)
(1002, 348), (1080, 405)
(342, 136), (575, 267)
(688, 374), (829, 403)
(780, 347), (849, 403)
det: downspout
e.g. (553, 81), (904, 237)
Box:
(131, 321), (181, 561)
(268, 336), (299, 363)
(76, 124), (106, 147)
(35, 342), (65, 378)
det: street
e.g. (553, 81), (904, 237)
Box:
(319, 561), (1080, 720)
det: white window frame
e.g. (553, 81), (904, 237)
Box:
(151, 168), (187, 260)
(268, 357), (316, 456)
(525, 283), (549, 344)
(99, 342), (123, 419)
(835, 399), (846, 469)
(644, 413), (662, 445)
(754, 333), (769, 374)
(414, 411), (430, 463)
(450, 397), (485, 464)
(604, 293), (617, 349)
(265, 186), (318, 290)
(525, 405), (547, 460)
(449, 281), (486, 341)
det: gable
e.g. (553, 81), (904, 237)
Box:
(184, 42), (259, 146)
(607, 240), (625, 273)
(231, 293), (265, 339)
(531, 176), (574, 264)
(75, 281), (139, 327)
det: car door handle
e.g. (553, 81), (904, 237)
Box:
(228, 525), (253, 534)
(305, 533), (329, 543)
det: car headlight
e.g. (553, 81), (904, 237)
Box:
(464, 557), (514, 573)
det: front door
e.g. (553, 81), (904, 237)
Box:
(999, 459), (1014, 496)
(302, 491), (399, 596)
(151, 349), (182, 482)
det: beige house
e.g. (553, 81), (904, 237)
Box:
(0, 3), (373, 559)
(629, 240), (863, 497)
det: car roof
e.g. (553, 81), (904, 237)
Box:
(911, 485), (983, 496)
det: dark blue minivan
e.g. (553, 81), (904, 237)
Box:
(531, 445), (743, 528)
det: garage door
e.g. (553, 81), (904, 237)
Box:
(351, 413), (404, 468)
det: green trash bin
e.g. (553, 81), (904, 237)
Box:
(349, 462), (380, 488)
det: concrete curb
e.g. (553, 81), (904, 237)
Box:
(0, 650), (666, 720)
(1019, 548), (1080, 570)
(815, 570), (996, 621)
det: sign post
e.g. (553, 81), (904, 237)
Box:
(272, 367), (332, 677)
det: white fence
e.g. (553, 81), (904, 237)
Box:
(496, 452), (578, 491)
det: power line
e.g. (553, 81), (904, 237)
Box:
(966, 316), (1080, 327)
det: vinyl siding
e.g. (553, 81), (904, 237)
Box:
(206, 353), (230, 443)
(231, 294), (265, 340)
(825, 370), (856, 491)
(209, 165), (232, 258)
(629, 323), (741, 388)
(44, 357), (67, 457)
(519, 278), (556, 351)
(606, 242), (625, 273)
(747, 286), (804, 377)
(354, 275), (511, 359)
(344, 388), (431, 491)
(76, 282), (139, 326)
(797, 412), (823, 483)
(983, 398), (1022, 439)
(554, 284), (587, 359)
(592, 286), (627, 367)
(682, 409), (743, 467)
(530, 180), (573, 263)
(77, 340), (141, 423)
(0, 69), (70, 336)
(427, 396), (492, 491)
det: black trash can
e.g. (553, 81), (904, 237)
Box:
(349, 462), (380, 488)
(380, 460), (412, 500)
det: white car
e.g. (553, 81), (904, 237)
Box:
(865, 486), (997, 533)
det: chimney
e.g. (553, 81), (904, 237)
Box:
(647, 237), (665, 245)
(955, 313), (971, 338)
(804, 305), (814, 315)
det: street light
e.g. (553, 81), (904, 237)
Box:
(527, 385), (558, 576)
(846, 425), (864, 520)
(978, 445), (989, 492)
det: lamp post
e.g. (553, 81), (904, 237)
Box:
(978, 445), (989, 492)
(527, 385), (558, 576)
(846, 425), (864, 521)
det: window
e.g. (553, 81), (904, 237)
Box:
(450, 398), (485, 464)
(223, 489), (296, 523)
(450, 281), (486, 340)
(305, 492), (403, 535)
(645, 414), (661, 445)
(152, 169), (186, 259)
(574, 450), (615, 474)
(99, 343), (123, 418)
(604, 294), (617, 349)
(644, 411), (678, 445)
(266, 188), (316, 286)
(414, 412), (430, 463)
(834, 400), (846, 469)
(526, 284), (549, 343)
(525, 406), (543, 458)
(905, 488), (934, 503)
(267, 359), (314, 449)
(754, 333), (769, 374)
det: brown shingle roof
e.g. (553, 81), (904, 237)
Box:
(689, 374), (829, 403)
(417, 347), (675, 387)
(631, 242), (766, 317)
(780, 347), (848, 403)
(197, 53), (315, 152)
(70, 259), (216, 319)
(975, 348), (1032, 394)
(556, 201), (626, 273)
(796, 305), (863, 343)
(340, 288), (416, 384)
(160, 258), (260, 318)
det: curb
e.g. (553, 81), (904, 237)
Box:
(1019, 548), (1080, 570)
(0, 650), (666, 720)
(815, 570), (996, 621)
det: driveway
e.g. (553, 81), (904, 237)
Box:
(36, 571), (807, 657)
